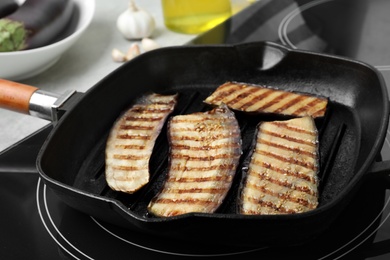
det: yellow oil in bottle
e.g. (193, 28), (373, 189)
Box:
(161, 0), (232, 34)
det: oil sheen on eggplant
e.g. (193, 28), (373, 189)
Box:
(148, 104), (242, 217)
(239, 116), (319, 215)
(105, 93), (178, 194)
(0, 0), (75, 51)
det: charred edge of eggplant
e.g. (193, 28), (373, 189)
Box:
(235, 120), (261, 214)
(144, 117), (175, 218)
(229, 81), (330, 102)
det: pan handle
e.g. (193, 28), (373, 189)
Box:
(0, 79), (38, 114)
(0, 78), (74, 121)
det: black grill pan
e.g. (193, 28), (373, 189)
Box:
(0, 42), (388, 246)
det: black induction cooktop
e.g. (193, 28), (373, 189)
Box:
(2, 0), (390, 259)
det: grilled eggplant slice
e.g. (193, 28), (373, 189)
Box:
(105, 93), (178, 194)
(240, 116), (319, 215)
(204, 82), (328, 118)
(148, 104), (242, 217)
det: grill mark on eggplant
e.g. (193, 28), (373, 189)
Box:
(261, 129), (316, 147)
(167, 175), (233, 183)
(292, 98), (323, 116)
(124, 116), (164, 122)
(170, 164), (237, 172)
(255, 92), (291, 111)
(170, 143), (241, 151)
(119, 125), (155, 131)
(274, 95), (306, 114)
(117, 134), (152, 140)
(272, 121), (317, 135)
(115, 144), (146, 150)
(256, 150), (317, 171)
(208, 83), (240, 103)
(225, 86), (260, 107)
(240, 117), (319, 215)
(171, 153), (239, 161)
(250, 171), (318, 196)
(204, 82), (328, 118)
(148, 104), (242, 217)
(169, 133), (235, 142)
(112, 165), (148, 171)
(312, 109), (327, 118)
(251, 160), (316, 183)
(131, 106), (174, 114)
(105, 93), (178, 194)
(238, 89), (273, 111)
(163, 187), (230, 194)
(258, 138), (316, 158)
(246, 182), (317, 208)
(245, 197), (299, 214)
(113, 154), (148, 160)
(172, 117), (233, 124)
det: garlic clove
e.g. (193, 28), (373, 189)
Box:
(126, 43), (141, 61)
(112, 48), (127, 62)
(141, 38), (160, 52)
(116, 0), (156, 40)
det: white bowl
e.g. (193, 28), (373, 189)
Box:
(0, 0), (95, 80)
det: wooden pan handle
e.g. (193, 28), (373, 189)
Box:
(0, 79), (38, 114)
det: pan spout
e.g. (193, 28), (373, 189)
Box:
(236, 41), (288, 70)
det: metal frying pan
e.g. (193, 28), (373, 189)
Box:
(0, 42), (389, 246)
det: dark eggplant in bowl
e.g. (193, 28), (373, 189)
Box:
(0, 0), (18, 19)
(0, 0), (95, 80)
(0, 0), (76, 52)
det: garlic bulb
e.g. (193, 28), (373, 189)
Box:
(116, 0), (156, 40)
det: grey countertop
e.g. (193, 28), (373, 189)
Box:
(0, 0), (202, 152)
